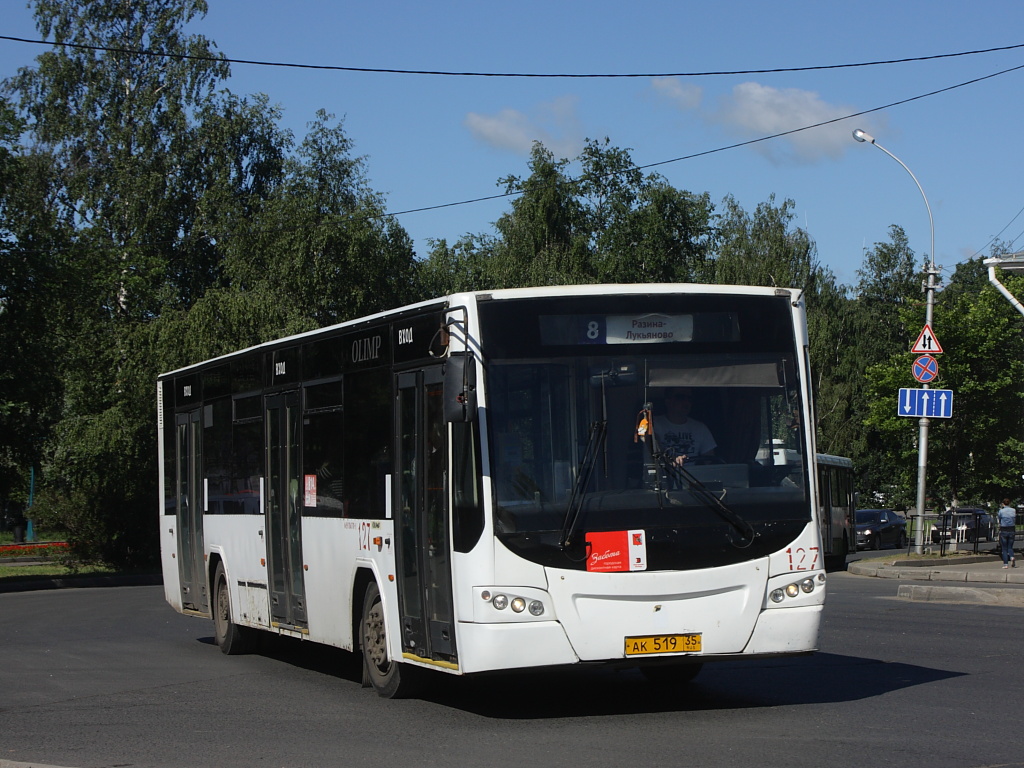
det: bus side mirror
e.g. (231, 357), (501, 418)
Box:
(444, 353), (477, 423)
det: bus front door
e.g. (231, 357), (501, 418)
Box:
(396, 369), (456, 663)
(175, 409), (208, 614)
(265, 391), (307, 630)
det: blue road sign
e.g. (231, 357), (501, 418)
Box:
(912, 355), (939, 383)
(898, 388), (953, 418)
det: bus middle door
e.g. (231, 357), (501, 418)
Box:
(396, 369), (456, 664)
(265, 391), (307, 630)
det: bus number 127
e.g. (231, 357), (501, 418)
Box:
(786, 546), (819, 571)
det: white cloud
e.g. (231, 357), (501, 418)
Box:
(464, 95), (583, 158)
(713, 82), (870, 165)
(651, 77), (703, 110)
(654, 77), (883, 166)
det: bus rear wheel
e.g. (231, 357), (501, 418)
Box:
(360, 581), (419, 698)
(213, 562), (254, 655)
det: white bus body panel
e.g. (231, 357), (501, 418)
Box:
(743, 605), (822, 654)
(458, 622), (580, 673)
(455, 522), (826, 674)
(300, 516), (395, 650)
(160, 521), (183, 612)
(547, 561), (765, 660)
(205, 514), (270, 628)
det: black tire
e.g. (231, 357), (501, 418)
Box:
(213, 561), (254, 655)
(872, 534), (882, 551)
(360, 581), (419, 698)
(641, 663), (704, 685)
(824, 536), (849, 572)
(896, 531), (907, 549)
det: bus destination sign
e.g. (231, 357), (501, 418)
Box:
(540, 314), (694, 345)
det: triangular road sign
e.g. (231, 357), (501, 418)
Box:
(911, 324), (943, 354)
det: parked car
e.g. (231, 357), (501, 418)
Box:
(930, 507), (995, 544)
(855, 509), (908, 550)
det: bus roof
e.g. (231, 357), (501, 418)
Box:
(159, 282), (805, 378)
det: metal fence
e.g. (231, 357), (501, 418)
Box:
(904, 511), (1024, 555)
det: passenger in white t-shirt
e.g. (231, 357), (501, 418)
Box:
(653, 387), (717, 467)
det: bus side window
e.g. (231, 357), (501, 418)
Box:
(452, 421), (484, 552)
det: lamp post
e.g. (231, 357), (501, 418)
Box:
(853, 128), (937, 555)
(985, 253), (1024, 508)
(984, 252), (1024, 318)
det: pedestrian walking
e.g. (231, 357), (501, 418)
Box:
(996, 498), (1016, 568)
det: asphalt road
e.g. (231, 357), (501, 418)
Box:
(0, 576), (1021, 768)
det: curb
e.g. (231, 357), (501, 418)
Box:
(847, 560), (1024, 584)
(872, 555), (997, 567)
(897, 584), (1024, 607)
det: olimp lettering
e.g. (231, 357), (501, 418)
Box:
(352, 335), (382, 362)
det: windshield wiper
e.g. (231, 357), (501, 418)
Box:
(559, 420), (607, 549)
(655, 455), (756, 548)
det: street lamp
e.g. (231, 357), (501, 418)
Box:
(853, 128), (938, 555)
(984, 252), (1024, 318)
(985, 253), (1024, 508)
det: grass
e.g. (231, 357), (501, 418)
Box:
(0, 533), (153, 582)
(0, 562), (118, 580)
(0, 527), (68, 545)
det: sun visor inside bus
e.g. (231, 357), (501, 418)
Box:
(649, 362), (783, 388)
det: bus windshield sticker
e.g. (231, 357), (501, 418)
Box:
(585, 530), (647, 572)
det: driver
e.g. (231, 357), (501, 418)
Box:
(653, 387), (717, 467)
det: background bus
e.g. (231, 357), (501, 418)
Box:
(815, 454), (855, 570)
(158, 284), (828, 697)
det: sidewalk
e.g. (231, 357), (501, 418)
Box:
(848, 553), (1024, 607)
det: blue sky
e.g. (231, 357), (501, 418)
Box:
(2, 0), (1022, 286)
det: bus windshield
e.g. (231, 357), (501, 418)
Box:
(479, 294), (811, 571)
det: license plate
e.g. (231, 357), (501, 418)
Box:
(624, 633), (702, 656)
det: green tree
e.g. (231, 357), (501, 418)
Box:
(712, 195), (821, 289)
(415, 234), (497, 298)
(709, 194), (856, 458)
(864, 258), (1024, 509)
(845, 226), (922, 500)
(577, 139), (715, 284)
(420, 139), (718, 293)
(489, 142), (591, 287)
(3, 0), (284, 565)
(153, 110), (419, 371)
(0, 97), (67, 514)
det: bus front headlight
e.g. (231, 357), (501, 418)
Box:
(475, 587), (553, 622)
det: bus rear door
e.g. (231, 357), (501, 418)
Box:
(174, 409), (208, 614)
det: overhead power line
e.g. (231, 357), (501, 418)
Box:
(3, 33), (1023, 257)
(0, 34), (1023, 78)
(385, 62), (1024, 218)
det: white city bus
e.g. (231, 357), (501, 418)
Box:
(815, 454), (855, 569)
(158, 283), (827, 697)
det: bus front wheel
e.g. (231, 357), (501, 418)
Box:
(360, 581), (419, 698)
